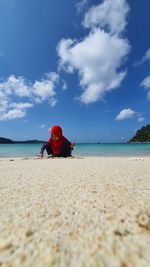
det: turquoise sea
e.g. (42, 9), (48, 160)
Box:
(0, 143), (150, 157)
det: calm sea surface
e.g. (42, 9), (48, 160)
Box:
(0, 143), (150, 157)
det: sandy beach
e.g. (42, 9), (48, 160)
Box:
(0, 156), (150, 267)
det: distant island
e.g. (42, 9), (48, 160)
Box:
(129, 124), (150, 143)
(0, 137), (45, 144)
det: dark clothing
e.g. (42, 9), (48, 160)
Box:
(40, 140), (72, 157)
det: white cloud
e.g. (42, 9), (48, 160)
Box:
(76, 0), (88, 14)
(10, 102), (33, 109)
(57, 0), (130, 104)
(143, 48), (150, 61)
(147, 91), (150, 100)
(62, 80), (67, 90)
(0, 91), (8, 112)
(49, 97), (57, 107)
(0, 75), (31, 97)
(0, 101), (33, 121)
(116, 108), (136, 120)
(0, 109), (26, 121)
(33, 80), (56, 102)
(83, 0), (130, 36)
(0, 72), (59, 121)
(140, 75), (150, 100)
(141, 75), (150, 89)
(46, 72), (59, 82)
(137, 116), (144, 122)
(0, 99), (7, 112)
(58, 29), (130, 103)
(116, 109), (145, 123)
(135, 48), (150, 66)
(33, 72), (59, 103)
(39, 124), (46, 129)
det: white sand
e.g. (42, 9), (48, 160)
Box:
(0, 156), (150, 267)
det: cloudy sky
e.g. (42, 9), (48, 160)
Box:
(0, 0), (150, 142)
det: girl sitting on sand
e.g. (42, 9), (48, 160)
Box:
(38, 125), (75, 158)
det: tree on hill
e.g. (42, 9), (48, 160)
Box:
(0, 137), (13, 144)
(129, 124), (150, 143)
(0, 137), (45, 144)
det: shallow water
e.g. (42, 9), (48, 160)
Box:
(0, 143), (150, 157)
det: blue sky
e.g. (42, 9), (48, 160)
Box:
(0, 0), (150, 143)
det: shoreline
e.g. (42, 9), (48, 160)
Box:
(0, 154), (150, 160)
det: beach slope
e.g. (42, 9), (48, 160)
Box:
(0, 157), (150, 267)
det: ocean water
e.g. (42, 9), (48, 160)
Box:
(0, 143), (150, 158)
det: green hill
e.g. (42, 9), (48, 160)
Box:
(0, 137), (45, 144)
(129, 124), (150, 143)
(0, 137), (13, 144)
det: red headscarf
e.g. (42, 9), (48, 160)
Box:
(48, 125), (68, 155)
